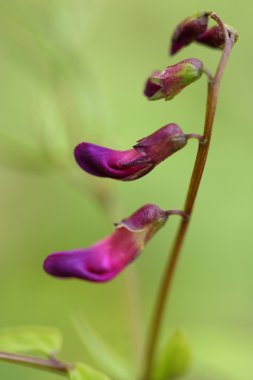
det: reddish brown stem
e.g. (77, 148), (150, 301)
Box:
(142, 13), (236, 380)
(0, 351), (73, 376)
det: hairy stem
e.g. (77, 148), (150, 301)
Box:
(0, 351), (72, 376)
(142, 13), (236, 380)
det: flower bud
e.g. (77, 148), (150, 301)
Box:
(43, 204), (169, 282)
(170, 12), (209, 55)
(144, 58), (203, 101)
(74, 124), (187, 181)
(196, 24), (238, 49)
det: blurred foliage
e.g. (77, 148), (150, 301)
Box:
(70, 362), (110, 380)
(74, 317), (132, 380)
(0, 326), (62, 356)
(152, 329), (192, 380)
(0, 0), (252, 380)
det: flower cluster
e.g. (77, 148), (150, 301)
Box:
(170, 11), (238, 54)
(43, 11), (233, 283)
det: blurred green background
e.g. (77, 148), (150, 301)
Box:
(0, 0), (252, 379)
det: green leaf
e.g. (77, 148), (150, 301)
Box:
(152, 329), (192, 380)
(73, 317), (132, 380)
(0, 326), (62, 356)
(69, 362), (111, 380)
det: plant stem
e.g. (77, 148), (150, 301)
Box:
(165, 210), (189, 221)
(142, 13), (236, 380)
(184, 133), (205, 143)
(202, 67), (214, 83)
(0, 351), (73, 376)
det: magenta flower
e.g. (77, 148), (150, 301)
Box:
(170, 12), (209, 55)
(144, 59), (203, 101)
(74, 124), (187, 181)
(43, 204), (171, 282)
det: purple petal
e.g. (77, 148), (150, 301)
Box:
(170, 12), (209, 55)
(144, 80), (163, 100)
(196, 26), (225, 49)
(74, 143), (149, 181)
(44, 228), (140, 282)
(74, 124), (187, 181)
(44, 204), (169, 283)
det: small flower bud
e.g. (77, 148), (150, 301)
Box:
(74, 124), (187, 181)
(43, 204), (169, 282)
(196, 24), (239, 49)
(144, 58), (203, 101)
(170, 12), (209, 55)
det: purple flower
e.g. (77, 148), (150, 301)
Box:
(74, 124), (187, 181)
(144, 59), (203, 101)
(170, 12), (209, 55)
(197, 25), (225, 49)
(196, 25), (239, 49)
(43, 204), (169, 282)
